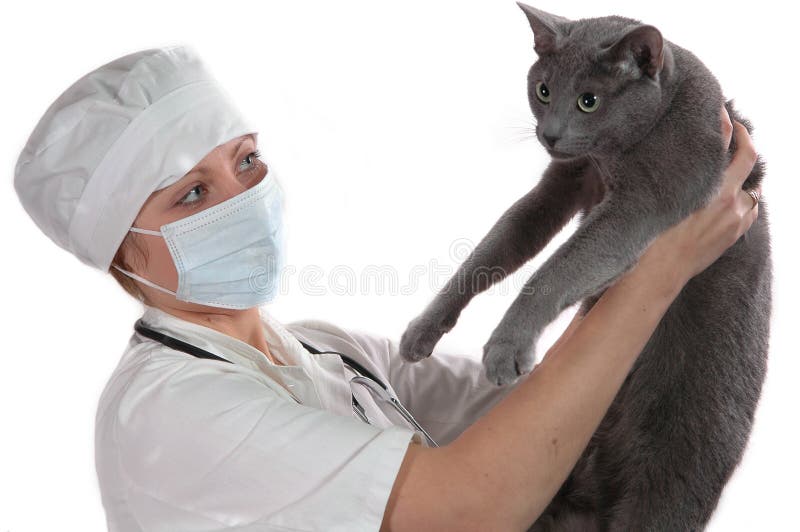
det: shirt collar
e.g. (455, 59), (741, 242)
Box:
(136, 304), (353, 415)
(141, 303), (327, 369)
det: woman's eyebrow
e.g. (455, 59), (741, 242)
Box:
(195, 134), (255, 175)
(152, 135), (257, 200)
(229, 134), (255, 160)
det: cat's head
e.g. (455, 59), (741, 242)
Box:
(517, 3), (675, 159)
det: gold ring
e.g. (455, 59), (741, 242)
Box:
(746, 189), (760, 209)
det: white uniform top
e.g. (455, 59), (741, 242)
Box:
(95, 304), (517, 531)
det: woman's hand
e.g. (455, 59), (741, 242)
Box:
(640, 104), (761, 288)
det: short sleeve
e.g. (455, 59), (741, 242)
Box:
(343, 329), (519, 447)
(113, 353), (419, 531)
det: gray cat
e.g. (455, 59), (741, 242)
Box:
(398, 3), (772, 531)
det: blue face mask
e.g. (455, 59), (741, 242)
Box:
(112, 173), (285, 309)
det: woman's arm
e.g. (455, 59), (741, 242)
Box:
(384, 240), (685, 532)
(381, 112), (760, 532)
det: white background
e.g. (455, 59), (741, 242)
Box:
(1, 0), (796, 530)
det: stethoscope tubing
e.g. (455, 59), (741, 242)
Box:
(133, 319), (439, 447)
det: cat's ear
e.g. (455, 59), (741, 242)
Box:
(597, 25), (666, 80)
(516, 2), (572, 55)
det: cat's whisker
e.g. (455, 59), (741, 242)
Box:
(502, 120), (541, 145)
(506, 131), (540, 144)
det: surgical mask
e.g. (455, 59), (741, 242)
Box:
(112, 173), (285, 309)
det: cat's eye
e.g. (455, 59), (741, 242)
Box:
(577, 93), (599, 113)
(535, 81), (551, 104)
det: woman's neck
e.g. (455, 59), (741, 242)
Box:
(150, 303), (284, 366)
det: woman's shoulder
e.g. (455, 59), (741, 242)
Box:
(284, 317), (395, 368)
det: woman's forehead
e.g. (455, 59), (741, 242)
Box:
(190, 133), (257, 173)
(146, 133), (258, 203)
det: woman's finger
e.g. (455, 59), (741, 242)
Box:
(722, 121), (758, 192)
(720, 105), (733, 150)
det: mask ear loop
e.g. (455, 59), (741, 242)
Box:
(112, 225), (177, 297)
(111, 264), (178, 297)
(129, 227), (163, 236)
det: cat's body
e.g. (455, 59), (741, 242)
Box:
(399, 4), (771, 531)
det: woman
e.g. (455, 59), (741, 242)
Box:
(13, 45), (760, 531)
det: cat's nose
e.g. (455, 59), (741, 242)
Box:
(543, 133), (560, 148)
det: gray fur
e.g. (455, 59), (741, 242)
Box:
(398, 3), (771, 530)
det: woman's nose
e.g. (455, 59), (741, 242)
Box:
(218, 173), (248, 199)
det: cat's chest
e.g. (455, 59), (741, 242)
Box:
(575, 160), (609, 212)
(582, 163), (608, 208)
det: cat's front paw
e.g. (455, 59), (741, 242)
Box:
(399, 314), (448, 363)
(482, 335), (537, 386)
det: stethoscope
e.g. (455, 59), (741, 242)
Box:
(133, 319), (439, 447)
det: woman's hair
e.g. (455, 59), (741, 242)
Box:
(109, 232), (153, 305)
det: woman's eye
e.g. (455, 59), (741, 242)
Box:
(535, 81), (551, 104)
(174, 150), (264, 209)
(240, 149), (262, 172)
(177, 184), (205, 206)
(577, 92), (599, 113)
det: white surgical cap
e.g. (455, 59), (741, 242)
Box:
(13, 44), (258, 272)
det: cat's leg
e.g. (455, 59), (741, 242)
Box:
(528, 487), (601, 532)
(482, 191), (675, 384)
(598, 397), (740, 532)
(528, 511), (600, 532)
(528, 449), (602, 532)
(599, 238), (771, 532)
(398, 157), (598, 363)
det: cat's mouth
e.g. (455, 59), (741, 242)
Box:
(546, 147), (580, 160)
